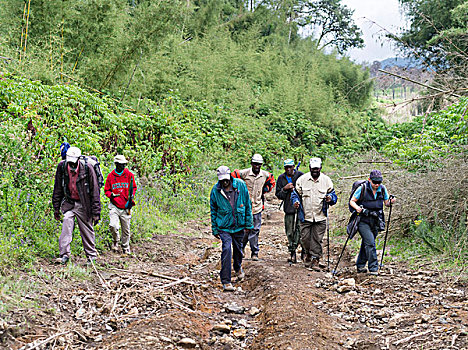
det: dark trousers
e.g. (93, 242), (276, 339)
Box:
(284, 213), (300, 252)
(219, 230), (244, 284)
(356, 222), (379, 272)
(242, 212), (261, 256)
(299, 220), (327, 259)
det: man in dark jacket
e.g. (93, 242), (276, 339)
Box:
(210, 166), (253, 292)
(275, 159), (303, 263)
(52, 147), (101, 264)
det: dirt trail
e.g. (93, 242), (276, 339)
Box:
(1, 197), (467, 349)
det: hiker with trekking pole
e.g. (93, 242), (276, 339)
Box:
(291, 158), (337, 271)
(348, 170), (396, 275)
(275, 159), (303, 264)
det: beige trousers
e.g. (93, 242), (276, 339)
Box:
(109, 202), (132, 252)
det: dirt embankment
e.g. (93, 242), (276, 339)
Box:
(1, 197), (467, 349)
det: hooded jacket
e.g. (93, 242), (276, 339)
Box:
(210, 177), (254, 235)
(104, 168), (137, 209)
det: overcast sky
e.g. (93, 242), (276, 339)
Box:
(340, 0), (408, 63)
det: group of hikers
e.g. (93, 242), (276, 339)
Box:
(51, 146), (396, 292)
(210, 155), (396, 292)
(52, 144), (137, 265)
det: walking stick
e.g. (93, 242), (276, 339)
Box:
(332, 234), (350, 275)
(326, 202), (330, 271)
(380, 195), (394, 269)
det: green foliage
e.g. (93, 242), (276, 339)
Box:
(398, 0), (468, 69)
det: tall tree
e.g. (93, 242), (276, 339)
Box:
(294, 0), (364, 53)
(397, 0), (468, 69)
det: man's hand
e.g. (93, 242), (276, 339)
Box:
(111, 192), (120, 197)
(293, 202), (300, 209)
(92, 216), (100, 225)
(214, 234), (220, 239)
(355, 206), (363, 213)
(54, 211), (61, 221)
(325, 195), (331, 202)
(283, 183), (294, 191)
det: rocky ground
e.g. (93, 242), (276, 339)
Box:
(1, 196), (467, 349)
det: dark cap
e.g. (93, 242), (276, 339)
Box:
(369, 169), (383, 182)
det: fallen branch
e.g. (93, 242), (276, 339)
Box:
(357, 299), (386, 307)
(19, 331), (70, 350)
(90, 260), (111, 291)
(155, 277), (190, 290)
(110, 267), (197, 285)
(393, 330), (432, 346)
(340, 171), (399, 180)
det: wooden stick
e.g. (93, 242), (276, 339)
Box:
(357, 299), (386, 308)
(110, 268), (197, 285)
(19, 331), (70, 350)
(89, 260), (110, 291)
(393, 330), (432, 346)
(378, 69), (461, 98)
(155, 277), (190, 290)
(340, 171), (399, 180)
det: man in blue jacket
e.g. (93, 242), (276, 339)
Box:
(210, 166), (254, 292)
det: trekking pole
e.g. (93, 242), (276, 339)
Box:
(326, 202), (330, 271)
(380, 195), (394, 269)
(332, 234), (351, 276)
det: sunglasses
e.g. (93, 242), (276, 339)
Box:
(371, 180), (382, 185)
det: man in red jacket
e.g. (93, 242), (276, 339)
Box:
(104, 155), (137, 255)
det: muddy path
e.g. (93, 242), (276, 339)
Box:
(1, 197), (467, 349)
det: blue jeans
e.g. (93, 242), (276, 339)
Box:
(219, 230), (244, 284)
(356, 222), (379, 272)
(243, 212), (261, 256)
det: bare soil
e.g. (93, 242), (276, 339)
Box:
(1, 196), (467, 349)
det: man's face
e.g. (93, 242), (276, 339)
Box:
(115, 162), (126, 173)
(220, 179), (231, 188)
(68, 160), (79, 170)
(310, 167), (321, 178)
(251, 162), (262, 174)
(284, 165), (294, 176)
(370, 179), (381, 190)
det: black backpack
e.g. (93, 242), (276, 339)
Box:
(348, 180), (367, 213)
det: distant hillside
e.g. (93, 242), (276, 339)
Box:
(379, 57), (423, 69)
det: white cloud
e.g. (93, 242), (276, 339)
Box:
(341, 0), (408, 63)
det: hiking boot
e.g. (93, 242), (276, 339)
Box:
(236, 268), (245, 281)
(318, 260), (326, 269)
(55, 256), (69, 265)
(251, 254), (259, 261)
(357, 267), (368, 273)
(223, 283), (235, 292)
(304, 254), (312, 268)
(300, 250), (305, 262)
(290, 251), (297, 264)
(310, 258), (321, 272)
(122, 248), (131, 256)
(111, 243), (119, 253)
(369, 270), (378, 276)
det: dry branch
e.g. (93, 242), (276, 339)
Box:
(393, 330), (432, 345)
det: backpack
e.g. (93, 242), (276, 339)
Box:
(60, 155), (104, 198)
(348, 180), (367, 213)
(80, 155), (104, 190)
